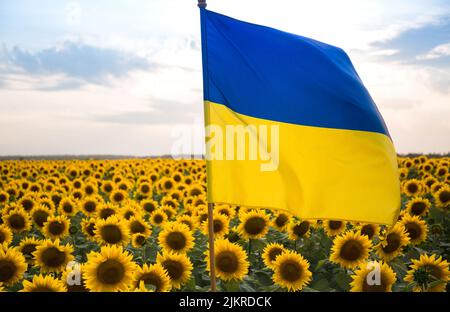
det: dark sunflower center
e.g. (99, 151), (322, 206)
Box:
(244, 217), (266, 235)
(199, 214), (208, 223)
(268, 248), (283, 262)
(63, 203), (73, 213)
(362, 274), (387, 292)
(404, 222), (421, 240)
(97, 260), (125, 284)
(213, 220), (223, 233)
(339, 240), (363, 261)
(382, 233), (400, 253)
(86, 223), (96, 237)
(33, 210), (50, 227)
(8, 214), (25, 230)
(280, 260), (302, 282)
(439, 191), (450, 204)
(99, 208), (115, 220)
(21, 244), (37, 258)
(22, 200), (34, 211)
(84, 201), (96, 212)
(85, 186), (94, 195)
(0, 194), (7, 202)
(162, 260), (183, 280)
(0, 260), (17, 283)
(104, 184), (113, 193)
(329, 221), (342, 230)
(135, 235), (146, 245)
(166, 232), (186, 250)
(31, 286), (58, 292)
(137, 273), (162, 291)
(361, 225), (375, 239)
(190, 189), (201, 196)
(216, 251), (238, 273)
(41, 247), (66, 268)
(100, 225), (123, 244)
(130, 221), (146, 234)
(407, 183), (418, 193)
(141, 185), (150, 193)
(113, 193), (124, 202)
(293, 222), (310, 237)
(275, 214), (288, 227)
(143, 203), (155, 213)
(49, 221), (65, 235)
(164, 181), (173, 190)
(411, 202), (426, 215)
(0, 231), (5, 243)
(154, 215), (163, 224)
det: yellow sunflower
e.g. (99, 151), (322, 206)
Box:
(272, 212), (290, 232)
(214, 204), (236, 219)
(206, 239), (249, 282)
(0, 224), (13, 247)
(149, 209), (168, 226)
(131, 233), (147, 248)
(262, 243), (287, 270)
(141, 199), (158, 215)
(17, 237), (41, 264)
(80, 196), (100, 216)
(288, 220), (311, 240)
(176, 215), (198, 231)
(30, 205), (53, 229)
(323, 220), (347, 237)
(127, 215), (151, 236)
(404, 254), (450, 292)
(58, 197), (78, 217)
(95, 215), (130, 246)
(161, 205), (177, 220)
(201, 212), (230, 239)
(43, 215), (70, 240)
(400, 214), (428, 245)
(33, 239), (74, 273)
(356, 223), (380, 240)
(406, 197), (431, 217)
(330, 231), (372, 269)
(403, 179), (423, 197)
(350, 261), (396, 292)
(237, 210), (270, 240)
(21, 274), (67, 292)
(376, 223), (410, 262)
(157, 251), (193, 290)
(84, 245), (137, 292)
(97, 203), (119, 220)
(132, 263), (172, 292)
(4, 208), (32, 233)
(81, 217), (97, 240)
(18, 196), (35, 212)
(158, 222), (194, 254)
(0, 190), (9, 205)
(0, 247), (27, 286)
(434, 186), (450, 209)
(272, 250), (312, 292)
(101, 181), (115, 194)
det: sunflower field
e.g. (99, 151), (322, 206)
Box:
(0, 155), (449, 292)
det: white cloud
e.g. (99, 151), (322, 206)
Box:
(417, 42), (450, 60)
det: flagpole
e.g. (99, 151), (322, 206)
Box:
(198, 0), (217, 292)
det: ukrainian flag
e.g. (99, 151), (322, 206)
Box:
(200, 9), (400, 225)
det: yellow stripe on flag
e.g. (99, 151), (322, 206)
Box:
(205, 101), (400, 225)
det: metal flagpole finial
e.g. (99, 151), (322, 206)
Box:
(198, 0), (207, 8)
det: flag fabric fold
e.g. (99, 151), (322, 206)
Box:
(200, 9), (400, 225)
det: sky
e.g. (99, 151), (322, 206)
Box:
(0, 0), (449, 156)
